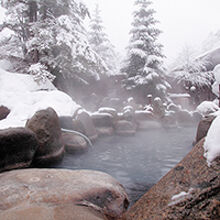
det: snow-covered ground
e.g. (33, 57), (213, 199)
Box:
(201, 65), (220, 166)
(0, 68), (80, 129)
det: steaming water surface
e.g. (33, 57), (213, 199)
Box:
(53, 126), (196, 204)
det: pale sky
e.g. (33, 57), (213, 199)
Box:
(85, 0), (220, 65)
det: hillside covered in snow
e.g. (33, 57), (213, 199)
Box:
(0, 68), (80, 129)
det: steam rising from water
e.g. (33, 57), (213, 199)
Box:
(52, 125), (197, 205)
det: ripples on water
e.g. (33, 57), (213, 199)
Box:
(52, 126), (197, 205)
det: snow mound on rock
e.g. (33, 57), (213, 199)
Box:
(196, 101), (219, 116)
(0, 68), (80, 129)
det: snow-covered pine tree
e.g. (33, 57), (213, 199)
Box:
(0, 0), (106, 86)
(122, 0), (169, 100)
(170, 46), (215, 104)
(88, 4), (118, 76)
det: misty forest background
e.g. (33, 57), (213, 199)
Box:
(0, 0), (219, 110)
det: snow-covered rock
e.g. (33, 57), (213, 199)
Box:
(204, 115), (220, 166)
(196, 101), (219, 116)
(98, 107), (117, 117)
(0, 69), (80, 129)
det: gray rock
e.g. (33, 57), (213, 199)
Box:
(196, 115), (216, 143)
(62, 133), (88, 154)
(115, 120), (136, 136)
(0, 128), (38, 172)
(175, 110), (193, 124)
(91, 112), (114, 127)
(134, 110), (154, 121)
(76, 110), (98, 142)
(98, 107), (117, 118)
(96, 126), (114, 136)
(0, 169), (129, 220)
(26, 108), (64, 166)
(0, 105), (10, 120)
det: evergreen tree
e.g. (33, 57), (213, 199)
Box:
(0, 0), (106, 85)
(89, 4), (118, 76)
(170, 46), (215, 104)
(122, 0), (169, 100)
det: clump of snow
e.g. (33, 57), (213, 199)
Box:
(123, 105), (133, 111)
(204, 116), (220, 166)
(127, 97), (134, 103)
(171, 191), (189, 201)
(0, 69), (80, 129)
(196, 101), (219, 116)
(169, 93), (191, 98)
(190, 86), (196, 92)
(98, 107), (116, 112)
(144, 104), (153, 112)
(169, 188), (193, 206)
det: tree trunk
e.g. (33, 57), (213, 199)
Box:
(29, 1), (38, 22)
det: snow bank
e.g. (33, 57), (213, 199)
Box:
(0, 69), (80, 129)
(196, 101), (219, 116)
(204, 116), (220, 166)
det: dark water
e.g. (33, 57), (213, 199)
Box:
(52, 126), (196, 205)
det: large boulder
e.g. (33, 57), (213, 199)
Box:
(123, 139), (220, 220)
(134, 110), (154, 121)
(91, 112), (115, 136)
(0, 128), (38, 172)
(134, 110), (160, 129)
(0, 105), (10, 120)
(138, 120), (162, 130)
(196, 115), (216, 143)
(91, 113), (114, 127)
(123, 106), (135, 121)
(191, 111), (203, 123)
(161, 111), (177, 128)
(115, 120), (136, 136)
(175, 109), (193, 125)
(62, 133), (88, 154)
(76, 110), (98, 142)
(98, 107), (117, 118)
(0, 169), (129, 220)
(26, 108), (64, 165)
(96, 127), (114, 136)
(59, 116), (85, 134)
